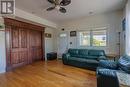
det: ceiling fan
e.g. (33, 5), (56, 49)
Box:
(46, 0), (71, 13)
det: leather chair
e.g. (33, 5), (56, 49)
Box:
(96, 55), (130, 87)
(97, 68), (119, 87)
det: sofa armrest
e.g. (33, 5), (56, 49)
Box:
(97, 68), (119, 87)
(62, 53), (70, 59)
(62, 53), (70, 64)
(98, 56), (107, 61)
(99, 60), (118, 70)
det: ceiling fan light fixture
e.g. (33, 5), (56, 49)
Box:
(55, 5), (60, 10)
(46, 0), (71, 13)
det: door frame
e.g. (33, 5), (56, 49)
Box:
(58, 32), (68, 58)
(4, 18), (45, 71)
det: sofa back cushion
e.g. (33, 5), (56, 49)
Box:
(68, 49), (79, 57)
(88, 50), (105, 56)
(78, 49), (88, 56)
(118, 55), (130, 74)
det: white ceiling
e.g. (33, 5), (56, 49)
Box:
(16, 0), (126, 24)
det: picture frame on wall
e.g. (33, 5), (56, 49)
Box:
(70, 31), (76, 37)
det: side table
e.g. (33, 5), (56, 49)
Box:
(106, 54), (119, 61)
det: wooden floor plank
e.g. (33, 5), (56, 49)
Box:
(0, 60), (96, 87)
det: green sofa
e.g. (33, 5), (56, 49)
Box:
(62, 49), (107, 70)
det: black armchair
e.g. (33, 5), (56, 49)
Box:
(97, 68), (119, 87)
(96, 55), (130, 87)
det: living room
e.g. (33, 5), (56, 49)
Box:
(0, 0), (129, 87)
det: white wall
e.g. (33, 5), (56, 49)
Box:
(15, 8), (57, 28)
(45, 27), (56, 60)
(0, 17), (6, 73)
(125, 0), (130, 56)
(57, 11), (124, 55)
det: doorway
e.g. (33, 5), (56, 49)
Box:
(58, 32), (68, 58)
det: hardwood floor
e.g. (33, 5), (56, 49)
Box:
(0, 60), (96, 87)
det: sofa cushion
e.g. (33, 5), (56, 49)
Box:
(88, 50), (105, 56)
(86, 59), (99, 64)
(78, 49), (89, 56)
(86, 56), (98, 59)
(68, 57), (99, 64)
(77, 55), (87, 58)
(68, 57), (87, 62)
(118, 55), (130, 74)
(68, 49), (79, 57)
(78, 55), (98, 60)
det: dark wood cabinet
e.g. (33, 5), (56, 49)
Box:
(4, 18), (45, 71)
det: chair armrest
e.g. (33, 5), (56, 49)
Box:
(118, 55), (130, 74)
(97, 68), (117, 77)
(99, 60), (118, 70)
(97, 68), (119, 87)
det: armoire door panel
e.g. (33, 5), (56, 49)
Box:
(29, 30), (43, 61)
(12, 27), (19, 48)
(19, 29), (28, 64)
(19, 51), (28, 62)
(20, 29), (27, 48)
(11, 52), (19, 64)
(37, 49), (43, 60)
(11, 28), (28, 68)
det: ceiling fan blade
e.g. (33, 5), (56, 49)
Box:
(55, 0), (59, 5)
(60, 0), (71, 6)
(59, 7), (66, 13)
(46, 7), (55, 11)
(47, 0), (55, 4)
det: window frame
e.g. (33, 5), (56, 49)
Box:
(79, 30), (91, 47)
(78, 28), (108, 47)
(59, 33), (67, 38)
(91, 29), (108, 47)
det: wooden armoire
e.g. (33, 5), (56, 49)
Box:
(4, 18), (45, 71)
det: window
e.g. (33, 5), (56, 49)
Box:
(79, 29), (107, 47)
(60, 33), (67, 37)
(79, 31), (90, 46)
(92, 30), (107, 46)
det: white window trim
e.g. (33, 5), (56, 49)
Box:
(78, 30), (91, 47)
(92, 29), (108, 47)
(78, 28), (108, 47)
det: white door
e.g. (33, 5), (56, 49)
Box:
(58, 33), (68, 58)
